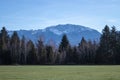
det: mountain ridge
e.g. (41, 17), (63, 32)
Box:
(8, 24), (101, 45)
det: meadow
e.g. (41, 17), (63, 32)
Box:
(0, 66), (120, 80)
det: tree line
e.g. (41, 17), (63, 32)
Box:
(0, 25), (120, 65)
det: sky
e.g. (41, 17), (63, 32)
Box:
(0, 0), (120, 32)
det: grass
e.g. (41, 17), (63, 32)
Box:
(0, 65), (120, 80)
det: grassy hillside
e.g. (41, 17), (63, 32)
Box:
(0, 66), (120, 80)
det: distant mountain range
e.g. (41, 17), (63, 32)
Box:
(8, 24), (101, 45)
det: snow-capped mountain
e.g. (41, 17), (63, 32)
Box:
(8, 24), (101, 45)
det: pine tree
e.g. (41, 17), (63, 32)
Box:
(59, 34), (70, 52)
(109, 26), (117, 64)
(37, 38), (47, 64)
(96, 25), (112, 64)
(26, 40), (37, 65)
(78, 37), (88, 64)
(59, 34), (70, 64)
(0, 27), (11, 64)
(20, 36), (26, 64)
(115, 31), (120, 64)
(10, 31), (20, 64)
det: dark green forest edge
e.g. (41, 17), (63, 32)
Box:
(0, 25), (120, 65)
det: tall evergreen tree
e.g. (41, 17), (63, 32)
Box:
(10, 31), (20, 64)
(0, 27), (11, 64)
(20, 36), (26, 64)
(109, 26), (117, 64)
(78, 37), (88, 64)
(115, 31), (120, 64)
(37, 38), (47, 64)
(96, 25), (112, 64)
(59, 34), (70, 52)
(26, 40), (37, 64)
(59, 34), (70, 64)
(78, 37), (97, 64)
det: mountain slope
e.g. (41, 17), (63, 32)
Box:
(8, 24), (101, 45)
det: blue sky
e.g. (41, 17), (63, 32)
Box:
(0, 0), (120, 32)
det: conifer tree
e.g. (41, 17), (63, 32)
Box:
(59, 34), (70, 64)
(0, 27), (11, 64)
(20, 36), (26, 64)
(116, 32), (120, 64)
(26, 40), (37, 64)
(37, 38), (47, 64)
(10, 31), (20, 64)
(78, 37), (88, 64)
(96, 25), (112, 64)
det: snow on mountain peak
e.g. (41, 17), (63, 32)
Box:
(46, 24), (93, 35)
(49, 28), (62, 35)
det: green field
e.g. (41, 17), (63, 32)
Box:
(0, 66), (120, 80)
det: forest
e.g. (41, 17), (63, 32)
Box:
(0, 25), (120, 65)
